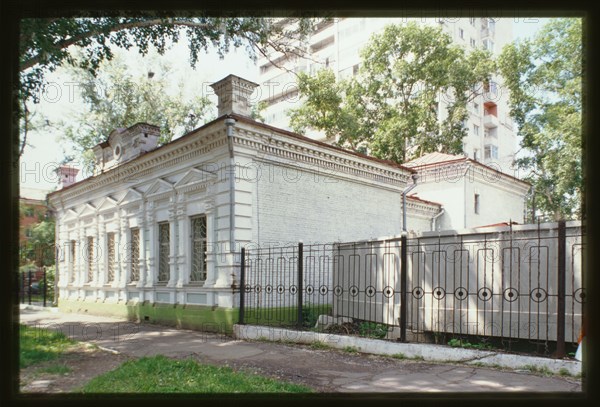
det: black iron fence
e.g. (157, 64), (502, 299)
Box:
(239, 221), (584, 357)
(19, 266), (55, 307)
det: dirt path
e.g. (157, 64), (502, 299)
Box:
(20, 343), (130, 393)
(19, 308), (583, 394)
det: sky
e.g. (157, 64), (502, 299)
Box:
(19, 18), (551, 194)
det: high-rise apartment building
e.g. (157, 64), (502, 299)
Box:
(257, 18), (517, 174)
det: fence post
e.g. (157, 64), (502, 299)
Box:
(43, 267), (47, 307)
(28, 269), (32, 305)
(239, 248), (246, 325)
(297, 242), (304, 329)
(555, 220), (566, 358)
(21, 273), (25, 304)
(400, 234), (408, 342)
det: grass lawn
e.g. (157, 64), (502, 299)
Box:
(20, 324), (76, 368)
(79, 355), (313, 393)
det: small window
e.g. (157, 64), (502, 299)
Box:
(473, 124), (480, 136)
(473, 149), (479, 161)
(470, 18), (476, 26)
(474, 194), (480, 214)
(474, 102), (480, 111)
(158, 222), (170, 282)
(130, 228), (140, 282)
(470, 38), (476, 48)
(482, 39), (494, 52)
(459, 28), (464, 39)
(87, 236), (95, 283)
(484, 144), (499, 160)
(190, 215), (207, 283)
(106, 232), (115, 283)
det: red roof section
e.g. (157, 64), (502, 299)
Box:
(407, 193), (442, 207)
(403, 152), (530, 187)
(475, 221), (520, 229)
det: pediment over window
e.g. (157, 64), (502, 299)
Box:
(97, 196), (118, 213)
(78, 202), (97, 218)
(174, 168), (217, 190)
(144, 178), (174, 198)
(117, 188), (143, 206)
(62, 208), (79, 222)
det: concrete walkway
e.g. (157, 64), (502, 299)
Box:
(19, 306), (583, 393)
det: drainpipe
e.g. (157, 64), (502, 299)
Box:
(225, 117), (236, 253)
(431, 206), (445, 232)
(402, 174), (419, 233)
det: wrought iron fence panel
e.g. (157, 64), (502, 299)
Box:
(238, 222), (584, 356)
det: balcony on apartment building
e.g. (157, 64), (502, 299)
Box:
(480, 18), (496, 39)
(483, 101), (499, 128)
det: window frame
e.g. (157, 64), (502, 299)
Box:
(157, 222), (170, 283)
(106, 232), (115, 283)
(190, 215), (208, 284)
(86, 236), (94, 283)
(130, 228), (140, 283)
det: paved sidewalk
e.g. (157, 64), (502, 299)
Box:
(19, 307), (583, 393)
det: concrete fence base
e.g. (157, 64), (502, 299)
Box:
(233, 324), (582, 376)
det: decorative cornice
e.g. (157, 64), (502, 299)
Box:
(177, 182), (209, 195)
(233, 127), (410, 187)
(415, 161), (529, 194)
(406, 200), (441, 217)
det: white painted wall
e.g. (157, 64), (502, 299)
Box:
(250, 160), (403, 245)
(410, 164), (527, 229)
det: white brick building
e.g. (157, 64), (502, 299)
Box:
(48, 75), (445, 325)
(48, 74), (529, 328)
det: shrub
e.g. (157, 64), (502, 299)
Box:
(358, 322), (388, 339)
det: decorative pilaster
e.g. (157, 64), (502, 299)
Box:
(75, 223), (83, 287)
(167, 204), (177, 288)
(96, 218), (105, 287)
(176, 194), (187, 288)
(145, 201), (155, 287)
(66, 231), (74, 286)
(57, 227), (69, 288)
(137, 208), (147, 288)
(203, 202), (217, 287)
(117, 212), (129, 288)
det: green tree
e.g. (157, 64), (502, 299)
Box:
(289, 22), (496, 163)
(18, 16), (322, 157)
(499, 18), (582, 221)
(20, 214), (55, 268)
(57, 52), (213, 173)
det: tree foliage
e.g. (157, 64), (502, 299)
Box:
(289, 22), (496, 163)
(18, 16), (320, 157)
(20, 16), (317, 102)
(499, 18), (582, 221)
(20, 205), (55, 267)
(57, 52), (213, 173)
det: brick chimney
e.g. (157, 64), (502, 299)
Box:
(57, 166), (79, 189)
(210, 74), (259, 117)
